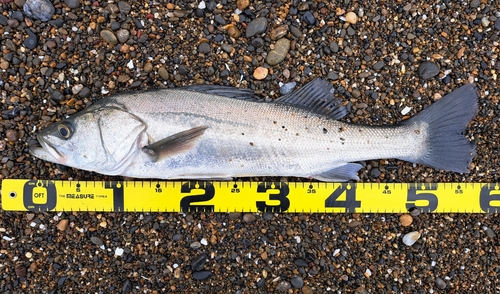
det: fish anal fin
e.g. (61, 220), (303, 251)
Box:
(143, 125), (209, 162)
(311, 163), (362, 181)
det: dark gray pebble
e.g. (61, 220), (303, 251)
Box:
(172, 233), (183, 241)
(0, 15), (7, 26)
(327, 71), (339, 80)
(118, 1), (131, 14)
(24, 28), (38, 50)
(198, 42), (211, 54)
(221, 44), (233, 53)
(64, 0), (80, 9)
(303, 11), (316, 25)
(418, 61), (440, 79)
(435, 277), (447, 289)
(373, 60), (385, 70)
(290, 276), (304, 288)
(78, 87), (91, 98)
(122, 279), (132, 293)
(191, 253), (207, 271)
(24, 0), (55, 22)
(7, 19), (20, 28)
(251, 37), (264, 47)
(485, 227), (495, 238)
(495, 18), (500, 31)
(214, 14), (226, 25)
(289, 25), (302, 39)
(90, 236), (103, 246)
(294, 258), (308, 267)
(246, 17), (268, 38)
(276, 281), (292, 292)
(262, 212), (273, 220)
(370, 167), (381, 178)
(193, 270), (212, 280)
(329, 41), (339, 53)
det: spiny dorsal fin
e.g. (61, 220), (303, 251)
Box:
(276, 78), (347, 119)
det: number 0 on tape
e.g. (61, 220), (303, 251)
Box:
(1, 180), (499, 213)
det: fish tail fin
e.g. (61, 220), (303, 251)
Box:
(402, 84), (478, 173)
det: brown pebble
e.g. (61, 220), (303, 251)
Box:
(158, 66), (169, 80)
(253, 67), (268, 80)
(345, 11), (358, 24)
(236, 0), (249, 10)
(166, 3), (175, 10)
(57, 219), (69, 231)
(6, 130), (19, 142)
(243, 213), (256, 222)
(227, 25), (241, 38)
(100, 30), (118, 45)
(400, 214), (413, 227)
(0, 140), (5, 151)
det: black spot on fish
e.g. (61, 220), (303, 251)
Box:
(340, 137), (345, 141)
(296, 133), (299, 136)
(249, 142), (254, 146)
(241, 133), (245, 135)
(323, 128), (328, 134)
(273, 121), (277, 124)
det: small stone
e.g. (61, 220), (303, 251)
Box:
(236, 0), (249, 10)
(144, 62), (153, 73)
(191, 253), (207, 271)
(193, 270), (212, 280)
(290, 276), (304, 288)
(24, 0), (55, 21)
(345, 11), (358, 24)
(64, 0), (80, 9)
(373, 60), (385, 70)
(0, 60), (10, 70)
(190, 241), (201, 249)
(303, 11), (316, 25)
(329, 41), (339, 53)
(435, 277), (447, 289)
(100, 30), (118, 45)
(24, 28), (38, 50)
(243, 213), (256, 222)
(402, 231), (421, 246)
(78, 87), (91, 98)
(276, 281), (292, 292)
(399, 214), (413, 226)
(198, 42), (211, 54)
(115, 247), (124, 256)
(15, 264), (27, 278)
(280, 82), (296, 95)
(294, 258), (308, 267)
(246, 17), (268, 38)
(57, 219), (69, 231)
(228, 212), (241, 220)
(485, 227), (495, 238)
(327, 71), (339, 80)
(263, 212), (273, 220)
(266, 38), (290, 66)
(116, 29), (130, 43)
(6, 130), (19, 142)
(495, 18), (500, 31)
(227, 25), (241, 38)
(410, 208), (421, 217)
(72, 84), (83, 94)
(118, 1), (131, 14)
(370, 167), (381, 178)
(90, 236), (103, 247)
(158, 67), (169, 80)
(253, 67), (268, 80)
(418, 61), (440, 79)
(269, 25), (288, 41)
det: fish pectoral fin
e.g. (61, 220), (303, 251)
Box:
(142, 125), (209, 162)
(311, 163), (363, 181)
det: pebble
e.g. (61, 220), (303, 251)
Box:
(345, 11), (358, 24)
(402, 231), (421, 246)
(23, 0), (55, 21)
(237, 0), (249, 10)
(294, 258), (308, 267)
(57, 219), (69, 231)
(116, 29), (130, 43)
(495, 18), (500, 31)
(158, 67), (169, 80)
(193, 270), (212, 280)
(290, 276), (304, 288)
(373, 60), (385, 70)
(399, 214), (413, 226)
(243, 213), (256, 222)
(64, 0), (80, 9)
(270, 25), (288, 40)
(24, 28), (38, 50)
(78, 87), (91, 98)
(266, 38), (290, 66)
(6, 130), (19, 142)
(191, 253), (207, 271)
(253, 67), (268, 80)
(410, 208), (421, 217)
(90, 236), (103, 247)
(418, 61), (440, 79)
(118, 1), (131, 14)
(190, 241), (201, 249)
(227, 25), (241, 38)
(327, 71), (339, 80)
(276, 281), (292, 292)
(280, 82), (296, 95)
(435, 277), (447, 289)
(246, 17), (268, 38)
(303, 11), (316, 25)
(100, 30), (118, 45)
(198, 42), (211, 54)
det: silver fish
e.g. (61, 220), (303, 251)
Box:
(30, 79), (477, 181)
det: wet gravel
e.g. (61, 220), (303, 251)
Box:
(1, 0), (500, 292)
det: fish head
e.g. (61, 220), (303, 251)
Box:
(30, 104), (148, 175)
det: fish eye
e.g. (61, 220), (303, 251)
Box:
(57, 122), (73, 139)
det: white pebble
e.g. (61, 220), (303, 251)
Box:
(127, 60), (134, 69)
(200, 238), (208, 246)
(2, 236), (12, 241)
(198, 1), (206, 9)
(294, 236), (301, 244)
(401, 106), (412, 115)
(402, 231), (421, 246)
(115, 247), (124, 256)
(333, 249), (340, 256)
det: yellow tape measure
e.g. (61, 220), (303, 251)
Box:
(1, 179), (499, 213)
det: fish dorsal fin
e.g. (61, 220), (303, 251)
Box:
(181, 84), (258, 100)
(276, 78), (347, 119)
(142, 126), (209, 162)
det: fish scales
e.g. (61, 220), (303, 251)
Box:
(30, 78), (478, 181)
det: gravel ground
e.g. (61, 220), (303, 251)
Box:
(1, 0), (500, 293)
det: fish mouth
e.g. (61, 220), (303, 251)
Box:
(29, 134), (66, 164)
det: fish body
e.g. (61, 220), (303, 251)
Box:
(30, 79), (478, 181)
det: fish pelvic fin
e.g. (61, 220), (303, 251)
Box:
(401, 83), (478, 173)
(311, 163), (363, 181)
(142, 125), (209, 162)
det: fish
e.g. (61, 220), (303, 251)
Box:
(29, 78), (478, 181)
